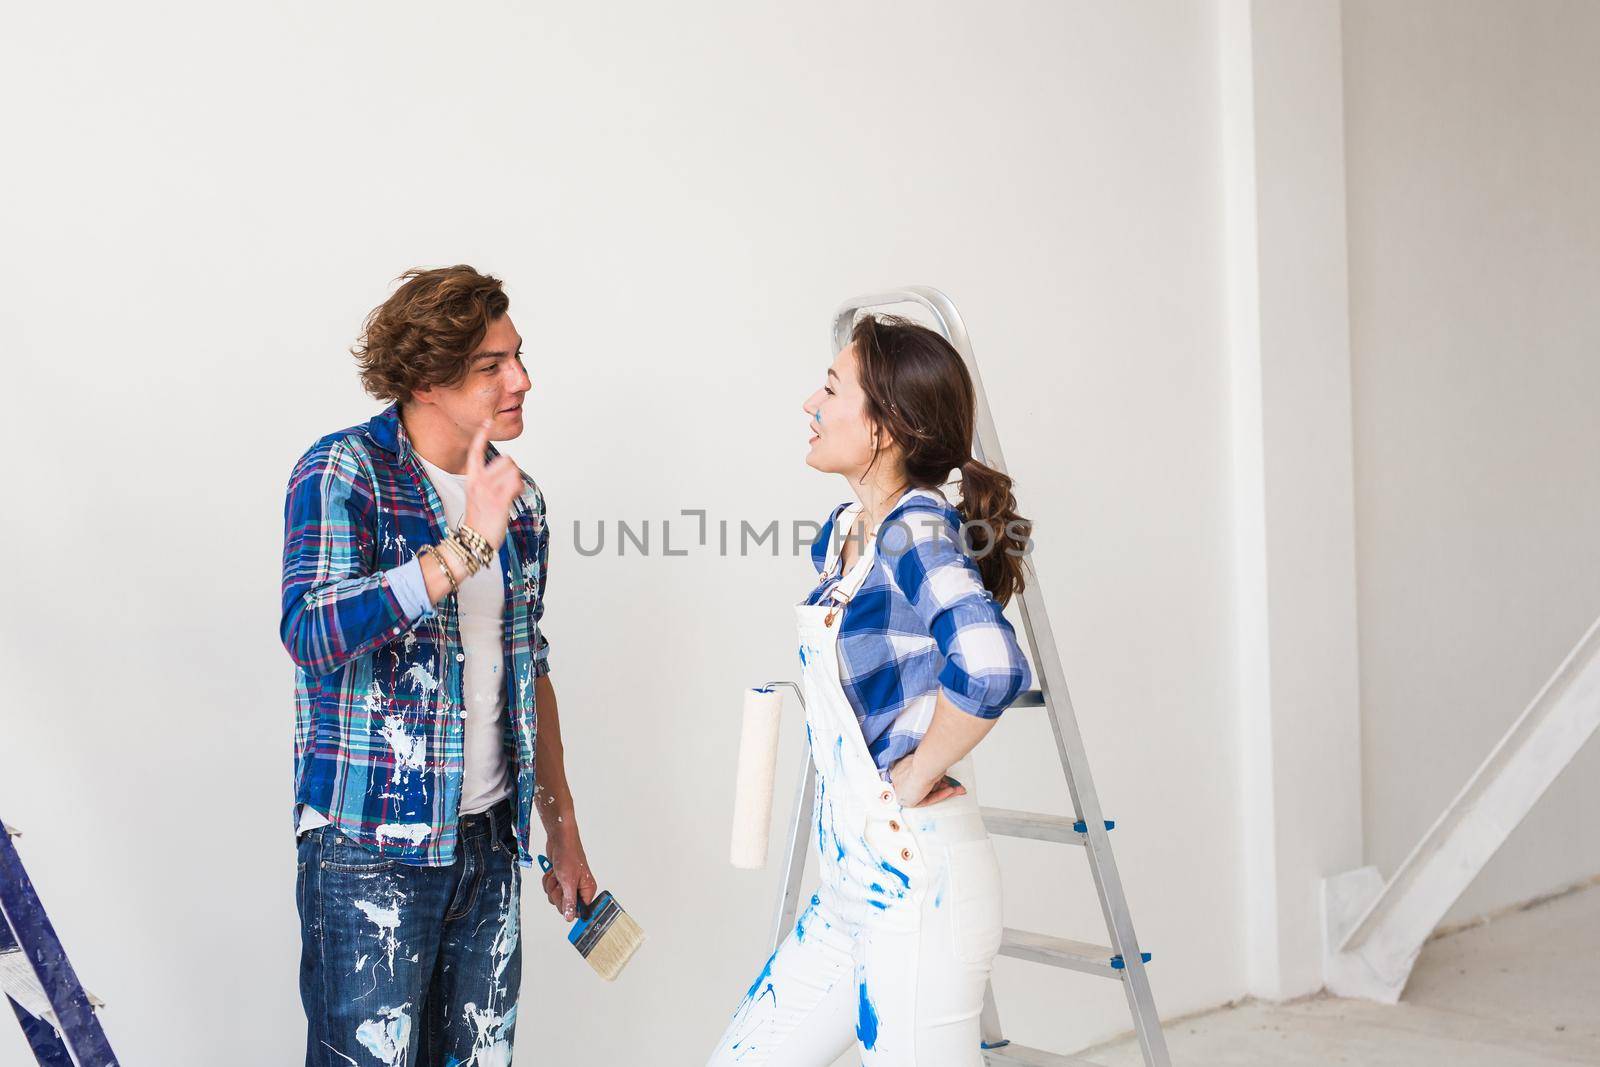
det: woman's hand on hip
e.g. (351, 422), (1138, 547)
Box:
(890, 753), (967, 808)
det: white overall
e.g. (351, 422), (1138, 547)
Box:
(708, 509), (1005, 1066)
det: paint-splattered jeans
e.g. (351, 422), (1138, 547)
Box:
(296, 799), (522, 1067)
(706, 790), (1003, 1066)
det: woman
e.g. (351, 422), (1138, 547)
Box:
(708, 315), (1034, 1065)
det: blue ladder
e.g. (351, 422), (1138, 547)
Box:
(0, 822), (121, 1067)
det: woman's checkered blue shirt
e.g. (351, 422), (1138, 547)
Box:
(804, 488), (1033, 776)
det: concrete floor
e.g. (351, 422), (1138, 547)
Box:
(1084, 882), (1600, 1066)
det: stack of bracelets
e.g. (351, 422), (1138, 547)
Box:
(416, 522), (495, 596)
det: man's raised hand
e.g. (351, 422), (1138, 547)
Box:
(463, 419), (524, 551)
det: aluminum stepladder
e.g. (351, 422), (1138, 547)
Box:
(767, 288), (1171, 1066)
(0, 822), (120, 1067)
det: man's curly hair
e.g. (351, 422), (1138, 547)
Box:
(354, 265), (510, 403)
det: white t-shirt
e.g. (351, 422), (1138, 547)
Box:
(297, 454), (513, 836)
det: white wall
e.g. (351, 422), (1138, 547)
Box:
(1342, 0), (1600, 925)
(0, 2), (1243, 1063)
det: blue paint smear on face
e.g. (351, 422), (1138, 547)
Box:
(857, 982), (880, 1049)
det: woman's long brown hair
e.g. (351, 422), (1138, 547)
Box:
(851, 314), (1031, 605)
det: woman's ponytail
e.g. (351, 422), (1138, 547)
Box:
(956, 458), (1030, 606)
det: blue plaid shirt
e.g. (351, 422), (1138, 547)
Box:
(805, 488), (1032, 775)
(280, 403), (550, 867)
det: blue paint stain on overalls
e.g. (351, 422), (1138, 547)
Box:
(856, 982), (880, 1050)
(745, 951), (778, 1008)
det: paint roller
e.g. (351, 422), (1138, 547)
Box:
(730, 686), (787, 869)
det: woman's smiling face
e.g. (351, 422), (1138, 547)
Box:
(802, 343), (881, 477)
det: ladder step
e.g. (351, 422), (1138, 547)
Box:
(981, 807), (1115, 843)
(1010, 689), (1046, 707)
(981, 807), (1086, 844)
(998, 928), (1150, 978)
(982, 1041), (1108, 1066)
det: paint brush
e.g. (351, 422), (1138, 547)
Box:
(538, 855), (645, 981)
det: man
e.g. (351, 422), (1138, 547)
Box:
(280, 265), (595, 1066)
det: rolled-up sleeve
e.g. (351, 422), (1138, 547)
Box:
(386, 557), (435, 621)
(530, 518), (551, 678)
(526, 479), (552, 678)
(887, 510), (1032, 718)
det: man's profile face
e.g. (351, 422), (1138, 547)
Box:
(418, 313), (530, 441)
